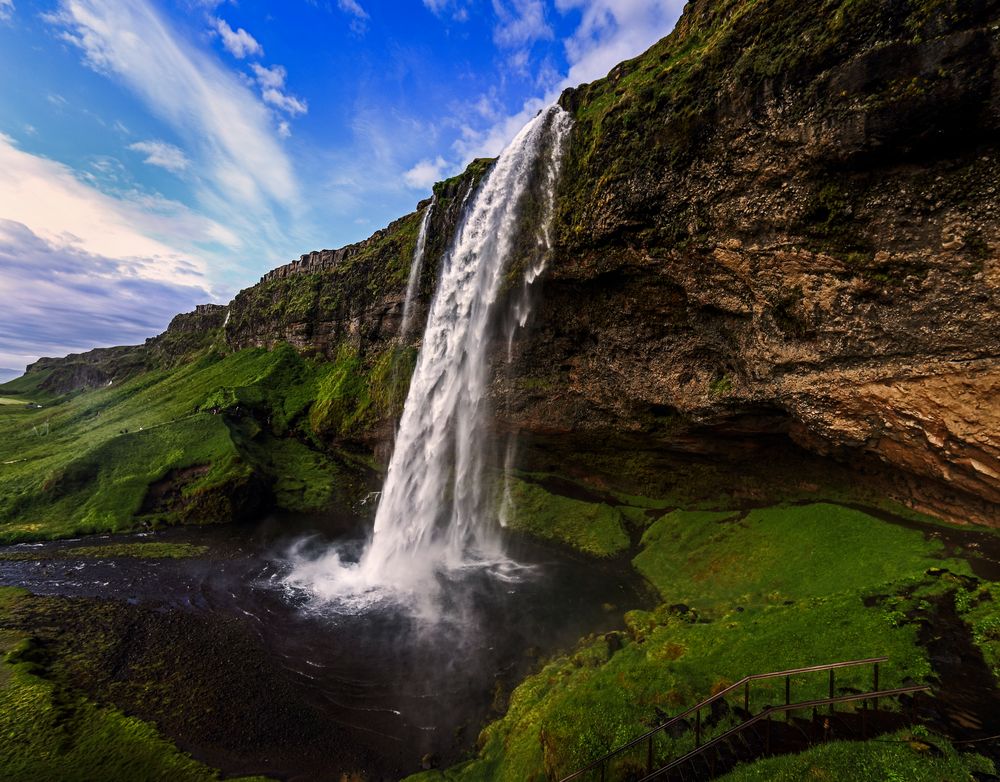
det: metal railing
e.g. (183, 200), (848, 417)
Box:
(636, 685), (930, 781)
(558, 657), (915, 782)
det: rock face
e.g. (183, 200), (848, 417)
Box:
(223, 159), (494, 360)
(497, 0), (1000, 525)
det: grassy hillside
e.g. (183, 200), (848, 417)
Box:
(0, 344), (413, 542)
(408, 498), (999, 781)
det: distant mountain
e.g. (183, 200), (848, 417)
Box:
(0, 368), (22, 384)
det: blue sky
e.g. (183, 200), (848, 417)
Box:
(0, 0), (683, 372)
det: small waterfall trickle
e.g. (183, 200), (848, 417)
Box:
(286, 105), (572, 611)
(400, 198), (434, 339)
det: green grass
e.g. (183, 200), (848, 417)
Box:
(502, 477), (630, 557)
(0, 397), (26, 406)
(716, 728), (994, 781)
(409, 501), (990, 782)
(0, 345), (379, 542)
(0, 543), (208, 561)
(955, 581), (1000, 681)
(633, 504), (969, 607)
(0, 369), (54, 400)
(0, 588), (270, 782)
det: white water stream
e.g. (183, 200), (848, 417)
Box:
(400, 197), (434, 339)
(286, 106), (572, 610)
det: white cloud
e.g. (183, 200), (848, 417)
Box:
(249, 63), (306, 119)
(403, 156), (448, 190)
(0, 133), (233, 274)
(128, 139), (190, 174)
(47, 0), (297, 217)
(0, 219), (212, 368)
(556, 0), (684, 85)
(492, 0), (552, 48)
(262, 88), (308, 116)
(422, 0), (471, 20)
(337, 0), (368, 19)
(277, 120), (291, 139)
(456, 0), (684, 162)
(0, 0), (13, 22)
(213, 16), (263, 59)
(250, 62), (286, 90)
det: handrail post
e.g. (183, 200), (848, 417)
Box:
(744, 680), (750, 713)
(695, 708), (701, 748)
(765, 713), (772, 755)
(647, 733), (653, 775)
(828, 670), (835, 714)
(785, 675), (791, 722)
(862, 699), (868, 738)
(873, 663), (879, 712)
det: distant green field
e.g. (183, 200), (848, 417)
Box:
(0, 344), (397, 542)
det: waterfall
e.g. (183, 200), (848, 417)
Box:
(286, 105), (572, 610)
(400, 198), (434, 339)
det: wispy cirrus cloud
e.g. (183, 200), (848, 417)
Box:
(128, 140), (190, 174)
(0, 0), (13, 22)
(556, 0), (684, 87)
(337, 0), (368, 21)
(422, 0), (472, 21)
(0, 133), (228, 367)
(492, 0), (553, 48)
(46, 0), (297, 216)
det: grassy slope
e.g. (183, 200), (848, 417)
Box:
(716, 728), (995, 782)
(0, 588), (270, 782)
(407, 500), (996, 782)
(0, 344), (407, 542)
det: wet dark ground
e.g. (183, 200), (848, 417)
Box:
(0, 512), (651, 781)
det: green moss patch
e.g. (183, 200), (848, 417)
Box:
(412, 501), (991, 781)
(503, 477), (630, 557)
(716, 728), (993, 781)
(0, 543), (208, 561)
(633, 504), (968, 606)
(955, 581), (1000, 681)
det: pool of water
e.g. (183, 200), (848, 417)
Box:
(0, 512), (650, 780)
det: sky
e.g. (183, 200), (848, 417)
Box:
(0, 0), (684, 373)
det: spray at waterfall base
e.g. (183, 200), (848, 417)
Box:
(284, 106), (573, 613)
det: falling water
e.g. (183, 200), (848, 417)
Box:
(400, 198), (434, 339)
(286, 105), (572, 610)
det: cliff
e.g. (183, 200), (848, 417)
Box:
(223, 158), (494, 359)
(495, 0), (1000, 525)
